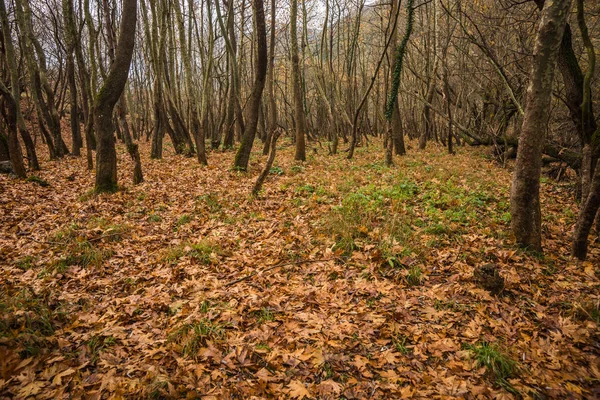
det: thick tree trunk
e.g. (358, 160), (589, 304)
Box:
(389, 0), (405, 156)
(510, 0), (571, 251)
(94, 0), (137, 192)
(0, 84), (26, 178)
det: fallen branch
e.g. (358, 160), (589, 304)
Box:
(224, 258), (338, 287)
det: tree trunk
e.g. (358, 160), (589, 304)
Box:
(262, 0), (277, 156)
(253, 128), (281, 195)
(94, 0), (138, 192)
(389, 0), (405, 156)
(571, 0), (598, 260)
(233, 0), (267, 170)
(290, 0), (306, 161)
(63, 0), (82, 156)
(0, 0), (38, 171)
(510, 0), (571, 251)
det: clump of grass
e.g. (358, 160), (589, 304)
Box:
(0, 287), (67, 357)
(424, 223), (451, 236)
(169, 319), (225, 358)
(392, 335), (410, 354)
(296, 184), (316, 194)
(326, 192), (380, 255)
(26, 175), (50, 187)
(199, 300), (211, 313)
(52, 241), (112, 271)
(196, 193), (222, 213)
(465, 341), (518, 394)
(255, 342), (271, 353)
(161, 241), (220, 265)
(254, 307), (275, 324)
(147, 213), (162, 223)
(50, 223), (80, 242)
(88, 335), (116, 364)
(15, 255), (36, 270)
(406, 266), (423, 286)
(89, 217), (128, 241)
(175, 214), (192, 230)
(48, 224), (113, 270)
(290, 165), (304, 174)
(269, 166), (284, 175)
(162, 246), (185, 264)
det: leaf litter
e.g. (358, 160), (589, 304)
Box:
(0, 140), (598, 399)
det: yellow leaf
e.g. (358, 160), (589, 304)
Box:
(287, 380), (312, 399)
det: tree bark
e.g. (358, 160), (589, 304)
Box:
(253, 128), (281, 195)
(510, 0), (571, 251)
(290, 0), (306, 161)
(94, 0), (138, 192)
(63, 0), (82, 156)
(389, 0), (405, 156)
(233, 0), (268, 170)
(0, 0), (38, 171)
(262, 0), (277, 156)
(571, 0), (598, 260)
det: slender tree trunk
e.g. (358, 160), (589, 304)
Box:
(233, 0), (268, 170)
(63, 0), (82, 156)
(510, 0), (571, 251)
(383, 0), (414, 163)
(0, 0), (38, 171)
(290, 0), (306, 161)
(262, 0), (277, 156)
(253, 128), (281, 195)
(15, 0), (68, 157)
(571, 0), (598, 260)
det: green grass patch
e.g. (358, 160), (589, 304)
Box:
(465, 341), (518, 394)
(48, 223), (114, 271)
(175, 214), (192, 229)
(26, 175), (50, 187)
(169, 319), (225, 358)
(161, 241), (220, 265)
(196, 193), (222, 213)
(0, 287), (67, 358)
(406, 266), (423, 286)
(254, 307), (275, 324)
(15, 255), (36, 270)
(88, 334), (116, 364)
(269, 166), (284, 175)
(392, 335), (410, 354)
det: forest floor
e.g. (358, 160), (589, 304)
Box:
(0, 138), (599, 399)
